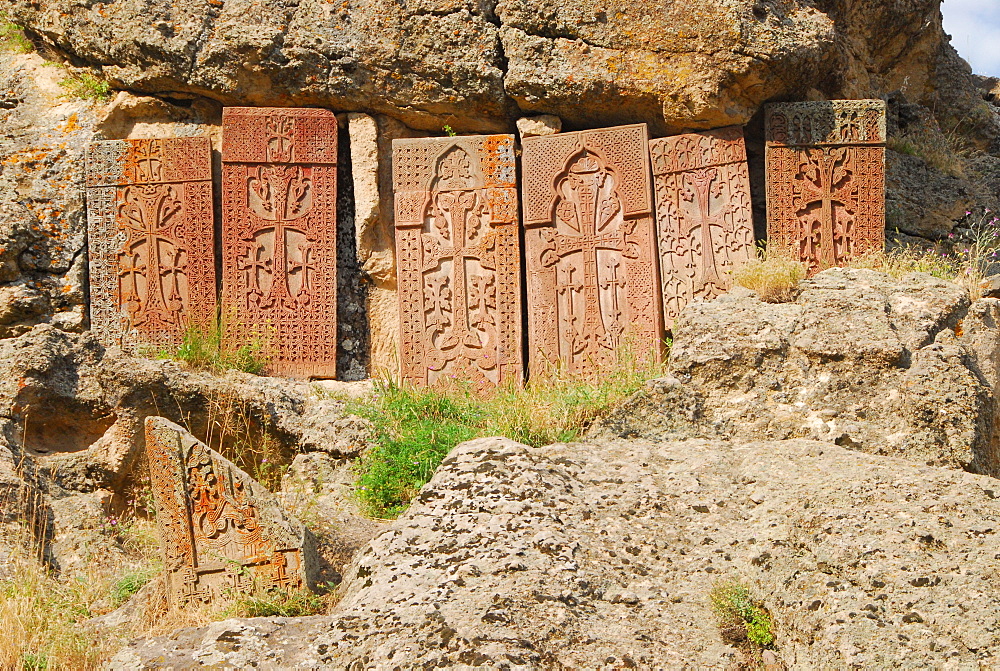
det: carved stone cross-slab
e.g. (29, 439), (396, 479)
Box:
(145, 416), (317, 608)
(86, 137), (216, 353)
(392, 135), (523, 387)
(222, 107), (338, 378)
(649, 126), (755, 329)
(765, 100), (886, 274)
(521, 124), (664, 378)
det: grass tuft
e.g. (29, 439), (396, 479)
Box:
(58, 71), (112, 101)
(349, 346), (667, 518)
(887, 129), (966, 179)
(226, 587), (327, 618)
(0, 11), (32, 53)
(710, 578), (775, 650)
(732, 246), (807, 303)
(162, 311), (270, 375)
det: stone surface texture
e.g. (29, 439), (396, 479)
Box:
(222, 107), (339, 379)
(110, 434), (1000, 668)
(596, 268), (1000, 477)
(766, 100), (887, 274)
(650, 126), (754, 329)
(522, 124), (663, 378)
(515, 114), (561, 140)
(393, 134), (522, 386)
(86, 137), (216, 353)
(145, 416), (317, 606)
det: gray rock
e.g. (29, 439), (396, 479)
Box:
(109, 435), (1000, 667)
(596, 269), (1000, 476)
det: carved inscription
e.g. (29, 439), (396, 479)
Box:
(145, 416), (315, 607)
(222, 108), (338, 378)
(85, 138), (215, 352)
(393, 135), (522, 386)
(649, 127), (754, 329)
(765, 100), (886, 274)
(522, 124), (663, 378)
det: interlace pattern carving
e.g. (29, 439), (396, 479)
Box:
(145, 416), (314, 607)
(522, 124), (663, 378)
(85, 138), (215, 353)
(393, 135), (522, 386)
(766, 100), (886, 274)
(649, 127), (754, 329)
(222, 108), (338, 378)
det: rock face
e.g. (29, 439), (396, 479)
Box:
(6, 0), (979, 136)
(596, 268), (1000, 477)
(110, 435), (1000, 668)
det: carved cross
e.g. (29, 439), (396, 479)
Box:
(794, 147), (854, 269)
(681, 167), (726, 293)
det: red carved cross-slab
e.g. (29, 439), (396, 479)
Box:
(765, 100), (886, 275)
(521, 124), (663, 379)
(86, 137), (216, 353)
(393, 135), (522, 387)
(222, 108), (338, 378)
(650, 127), (755, 329)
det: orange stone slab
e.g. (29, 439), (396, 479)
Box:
(222, 107), (338, 378)
(765, 100), (886, 275)
(145, 416), (316, 608)
(649, 126), (755, 329)
(85, 137), (216, 353)
(521, 124), (663, 378)
(392, 135), (523, 387)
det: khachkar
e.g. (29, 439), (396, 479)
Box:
(521, 124), (664, 378)
(85, 138), (216, 352)
(392, 135), (523, 386)
(765, 100), (886, 274)
(145, 416), (317, 607)
(649, 127), (755, 329)
(222, 107), (338, 378)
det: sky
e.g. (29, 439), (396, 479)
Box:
(942, 0), (1000, 77)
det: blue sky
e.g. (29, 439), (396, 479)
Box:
(942, 0), (1000, 77)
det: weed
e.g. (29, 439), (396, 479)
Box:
(162, 310), (270, 375)
(732, 245), (807, 303)
(109, 566), (158, 608)
(0, 12), (32, 53)
(710, 578), (775, 650)
(226, 587), (327, 618)
(58, 71), (112, 102)
(887, 127), (966, 179)
(349, 345), (667, 518)
(443, 124), (457, 137)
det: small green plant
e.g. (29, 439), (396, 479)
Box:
(732, 245), (807, 303)
(227, 587), (326, 618)
(710, 579), (775, 650)
(163, 311), (270, 375)
(0, 12), (32, 53)
(109, 566), (158, 608)
(350, 344), (666, 518)
(443, 124), (457, 137)
(59, 71), (112, 101)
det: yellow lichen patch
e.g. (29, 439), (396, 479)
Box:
(59, 113), (81, 133)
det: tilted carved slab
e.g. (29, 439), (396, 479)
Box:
(85, 138), (216, 353)
(650, 127), (755, 329)
(521, 124), (663, 378)
(222, 107), (338, 378)
(145, 416), (317, 607)
(392, 135), (523, 386)
(765, 100), (886, 274)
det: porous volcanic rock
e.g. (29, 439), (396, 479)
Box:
(109, 435), (1000, 668)
(596, 268), (1000, 477)
(5, 0), (983, 136)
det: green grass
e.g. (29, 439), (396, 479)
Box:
(109, 567), (157, 608)
(58, 72), (112, 102)
(161, 313), (270, 375)
(0, 12), (32, 53)
(350, 347), (667, 518)
(227, 588), (326, 618)
(710, 579), (775, 650)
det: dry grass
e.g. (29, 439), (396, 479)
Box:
(732, 248), (807, 303)
(887, 130), (966, 178)
(161, 309), (271, 375)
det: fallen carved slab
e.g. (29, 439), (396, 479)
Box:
(145, 416), (317, 607)
(765, 100), (886, 274)
(521, 124), (664, 378)
(392, 134), (523, 386)
(649, 127), (755, 329)
(222, 107), (339, 378)
(85, 138), (216, 352)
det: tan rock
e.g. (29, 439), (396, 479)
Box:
(515, 114), (561, 139)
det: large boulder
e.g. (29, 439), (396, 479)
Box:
(596, 269), (1000, 477)
(5, 0), (984, 135)
(109, 435), (1000, 668)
